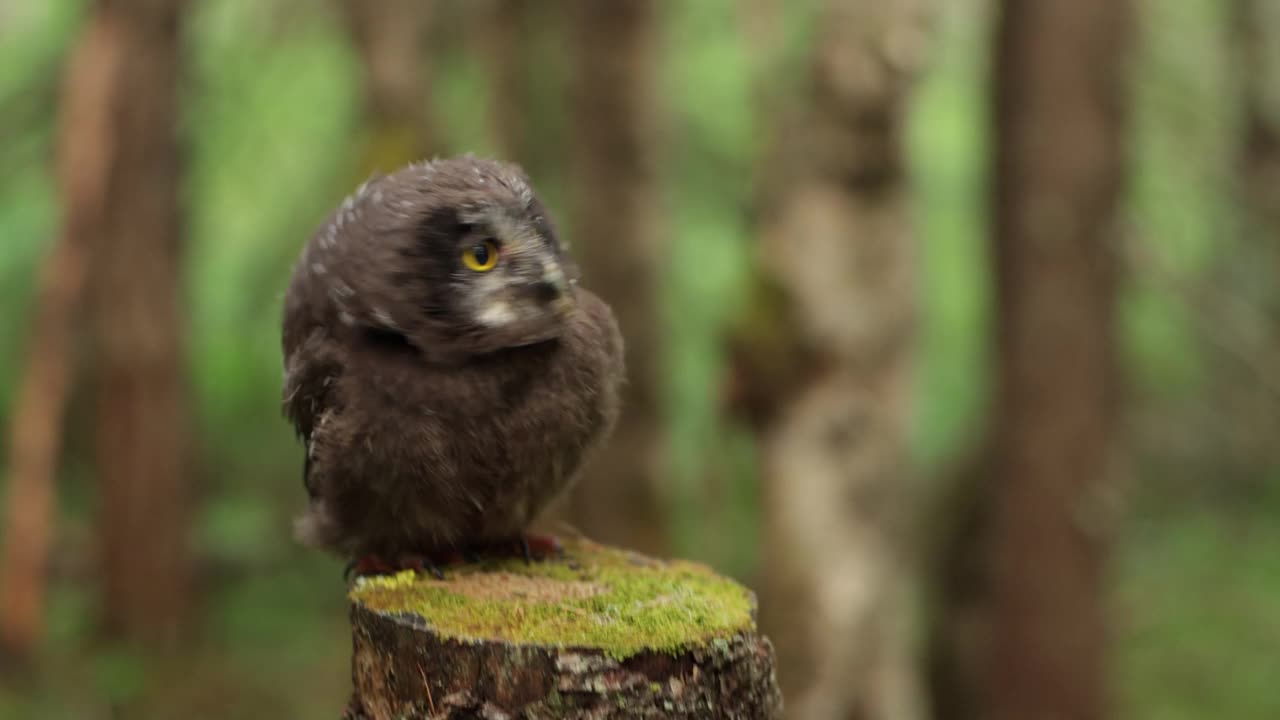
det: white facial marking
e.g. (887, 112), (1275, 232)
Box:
(478, 301), (515, 327)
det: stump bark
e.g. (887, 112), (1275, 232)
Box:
(343, 539), (782, 719)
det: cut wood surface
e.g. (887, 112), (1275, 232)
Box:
(343, 539), (782, 719)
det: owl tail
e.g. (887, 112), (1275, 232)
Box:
(293, 501), (341, 552)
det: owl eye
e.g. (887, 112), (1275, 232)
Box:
(461, 240), (499, 272)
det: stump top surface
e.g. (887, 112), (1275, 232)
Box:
(349, 538), (755, 659)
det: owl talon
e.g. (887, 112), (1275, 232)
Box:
(346, 554), (396, 580)
(397, 553), (446, 580)
(517, 533), (563, 563)
(345, 553), (446, 580)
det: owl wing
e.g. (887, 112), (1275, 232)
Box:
(282, 327), (344, 498)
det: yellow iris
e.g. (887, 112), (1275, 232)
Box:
(461, 240), (499, 272)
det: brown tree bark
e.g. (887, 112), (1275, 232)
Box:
(1233, 0), (1280, 236)
(734, 1), (932, 718)
(340, 0), (436, 177)
(87, 0), (194, 649)
(922, 446), (993, 720)
(474, 0), (531, 163)
(347, 613), (780, 720)
(0, 11), (125, 662)
(1225, 0), (1280, 472)
(982, 0), (1131, 717)
(1233, 0), (1280, 322)
(565, 0), (667, 556)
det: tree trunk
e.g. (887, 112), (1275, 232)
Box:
(1233, 0), (1280, 241)
(921, 446), (993, 720)
(340, 0), (436, 177)
(565, 0), (667, 556)
(343, 539), (782, 719)
(1227, 0), (1280, 474)
(983, 0), (1131, 716)
(475, 0), (530, 163)
(88, 0), (193, 650)
(0, 10), (125, 661)
(736, 1), (931, 718)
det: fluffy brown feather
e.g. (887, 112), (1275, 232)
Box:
(281, 156), (624, 563)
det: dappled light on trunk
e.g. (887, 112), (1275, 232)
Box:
(737, 1), (932, 717)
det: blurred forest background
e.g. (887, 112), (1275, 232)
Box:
(0, 0), (1277, 718)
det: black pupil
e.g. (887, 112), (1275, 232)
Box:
(471, 243), (490, 265)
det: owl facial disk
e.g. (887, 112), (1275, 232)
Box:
(454, 215), (575, 349)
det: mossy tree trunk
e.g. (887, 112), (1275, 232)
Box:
(342, 541), (782, 719)
(346, 613), (779, 720)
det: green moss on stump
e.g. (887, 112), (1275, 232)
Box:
(349, 538), (755, 660)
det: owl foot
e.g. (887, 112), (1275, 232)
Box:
(345, 552), (447, 580)
(483, 533), (563, 563)
(454, 533), (562, 565)
(396, 553), (448, 580)
(518, 532), (564, 563)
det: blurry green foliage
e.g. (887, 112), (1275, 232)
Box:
(0, 0), (1275, 717)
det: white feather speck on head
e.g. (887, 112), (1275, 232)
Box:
(517, 184), (534, 206)
(371, 306), (397, 330)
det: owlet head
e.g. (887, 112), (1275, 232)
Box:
(316, 156), (580, 360)
(440, 192), (579, 351)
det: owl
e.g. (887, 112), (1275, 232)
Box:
(281, 155), (624, 575)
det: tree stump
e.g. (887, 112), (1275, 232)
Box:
(343, 538), (782, 719)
